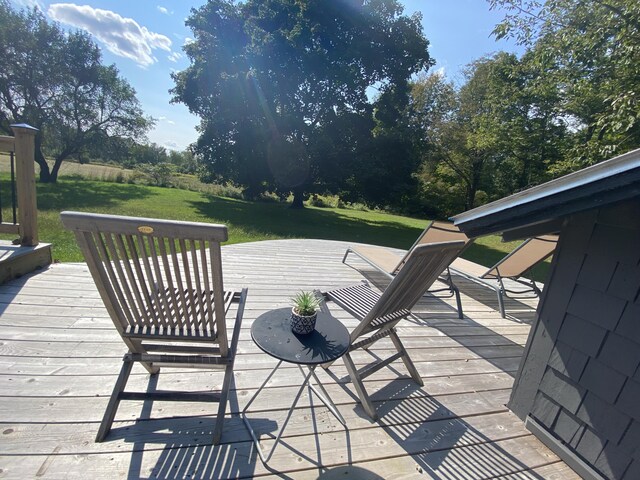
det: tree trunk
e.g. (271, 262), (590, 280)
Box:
(290, 188), (305, 209)
(50, 156), (65, 183)
(34, 136), (53, 183)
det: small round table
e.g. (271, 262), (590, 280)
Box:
(242, 307), (350, 464)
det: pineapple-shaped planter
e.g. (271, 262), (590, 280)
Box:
(290, 291), (320, 335)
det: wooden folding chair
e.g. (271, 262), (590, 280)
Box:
(325, 240), (467, 420)
(342, 221), (473, 318)
(61, 211), (248, 444)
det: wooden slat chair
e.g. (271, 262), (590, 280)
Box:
(342, 221), (473, 318)
(449, 234), (558, 317)
(60, 211), (248, 444)
(324, 240), (467, 421)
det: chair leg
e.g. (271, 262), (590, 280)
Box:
(96, 355), (134, 442)
(212, 361), (234, 445)
(342, 352), (378, 421)
(342, 248), (352, 264)
(452, 283), (464, 320)
(445, 268), (464, 319)
(388, 329), (423, 386)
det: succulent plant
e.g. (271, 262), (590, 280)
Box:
(291, 291), (320, 316)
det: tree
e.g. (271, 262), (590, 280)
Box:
(489, 0), (640, 170)
(410, 52), (569, 216)
(172, 0), (431, 207)
(0, 2), (152, 182)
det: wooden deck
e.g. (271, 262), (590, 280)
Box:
(0, 239), (579, 479)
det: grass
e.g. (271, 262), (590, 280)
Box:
(0, 173), (550, 281)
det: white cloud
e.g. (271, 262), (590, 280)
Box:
(48, 3), (172, 67)
(164, 141), (180, 150)
(158, 116), (176, 125)
(183, 37), (194, 46)
(167, 51), (182, 63)
(157, 6), (171, 15)
(434, 67), (446, 78)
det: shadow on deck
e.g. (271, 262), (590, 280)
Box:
(0, 239), (576, 479)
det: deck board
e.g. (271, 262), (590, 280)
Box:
(0, 239), (578, 479)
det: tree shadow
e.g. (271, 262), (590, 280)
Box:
(188, 196), (424, 248)
(35, 178), (154, 211)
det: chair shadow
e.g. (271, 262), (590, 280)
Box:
(102, 375), (277, 479)
(370, 382), (546, 479)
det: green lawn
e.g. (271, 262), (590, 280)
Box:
(1, 176), (550, 281)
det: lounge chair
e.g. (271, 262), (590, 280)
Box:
(322, 240), (467, 420)
(450, 235), (558, 318)
(342, 221), (473, 318)
(60, 211), (248, 444)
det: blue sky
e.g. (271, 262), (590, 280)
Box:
(11, 0), (524, 151)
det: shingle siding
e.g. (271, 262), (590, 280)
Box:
(616, 380), (640, 421)
(531, 391), (561, 428)
(575, 392), (631, 444)
(599, 333), (640, 377)
(580, 358), (627, 404)
(566, 284), (627, 330)
(558, 313), (608, 357)
(539, 367), (585, 414)
(616, 304), (640, 344)
(608, 261), (640, 301)
(548, 340), (589, 379)
(512, 200), (640, 480)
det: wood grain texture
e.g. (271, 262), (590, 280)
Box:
(0, 238), (579, 479)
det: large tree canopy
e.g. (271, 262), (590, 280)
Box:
(172, 0), (431, 207)
(0, 1), (152, 182)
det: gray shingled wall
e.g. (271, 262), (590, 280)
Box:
(511, 199), (640, 479)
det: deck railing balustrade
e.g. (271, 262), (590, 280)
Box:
(0, 124), (39, 246)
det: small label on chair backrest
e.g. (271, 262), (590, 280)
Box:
(138, 226), (154, 235)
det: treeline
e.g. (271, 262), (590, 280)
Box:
(172, 0), (640, 216)
(411, 0), (640, 216)
(96, 140), (198, 175)
(2, 0), (639, 218)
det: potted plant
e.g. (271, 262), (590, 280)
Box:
(290, 291), (320, 335)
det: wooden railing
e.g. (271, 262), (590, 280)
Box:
(0, 124), (39, 246)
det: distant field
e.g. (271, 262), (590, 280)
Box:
(0, 154), (133, 180)
(0, 160), (550, 281)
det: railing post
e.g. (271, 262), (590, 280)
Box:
(11, 124), (39, 246)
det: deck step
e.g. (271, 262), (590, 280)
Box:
(0, 240), (52, 284)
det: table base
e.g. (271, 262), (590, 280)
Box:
(241, 360), (346, 464)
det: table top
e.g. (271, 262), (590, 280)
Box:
(251, 307), (350, 365)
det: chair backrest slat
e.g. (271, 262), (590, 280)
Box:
(61, 212), (230, 348)
(94, 231), (139, 328)
(147, 236), (175, 328)
(102, 232), (145, 328)
(168, 238), (189, 328)
(210, 241), (228, 356)
(189, 239), (207, 329)
(76, 230), (129, 334)
(113, 233), (148, 327)
(199, 239), (215, 332)
(135, 233), (167, 327)
(179, 238), (198, 322)
(353, 240), (466, 338)
(129, 234), (157, 326)
(157, 237), (181, 328)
